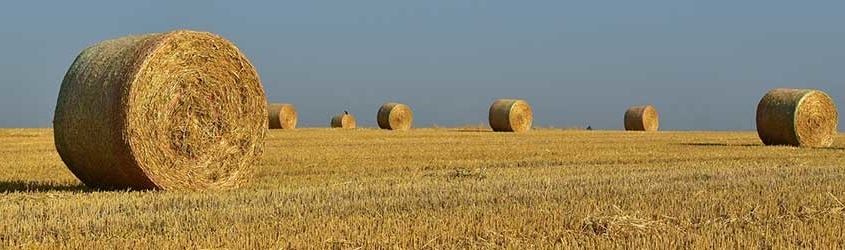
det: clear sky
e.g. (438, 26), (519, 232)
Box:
(1, 1), (843, 130)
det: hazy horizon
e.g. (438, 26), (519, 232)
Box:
(1, 1), (843, 131)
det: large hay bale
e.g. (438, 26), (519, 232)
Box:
(756, 88), (838, 147)
(331, 113), (356, 128)
(489, 99), (533, 132)
(268, 103), (297, 129)
(377, 102), (413, 130)
(53, 30), (267, 190)
(624, 105), (660, 131)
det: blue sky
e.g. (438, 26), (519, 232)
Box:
(1, 1), (843, 130)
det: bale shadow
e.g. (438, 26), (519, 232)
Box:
(452, 129), (492, 133)
(816, 146), (845, 151)
(679, 143), (845, 150)
(0, 180), (91, 193)
(678, 142), (763, 147)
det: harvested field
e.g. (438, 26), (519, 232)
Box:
(0, 128), (844, 248)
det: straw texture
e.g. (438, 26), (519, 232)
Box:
(268, 103), (297, 129)
(331, 113), (356, 128)
(756, 88), (838, 147)
(624, 105), (660, 131)
(53, 30), (267, 190)
(377, 102), (413, 130)
(489, 99), (533, 132)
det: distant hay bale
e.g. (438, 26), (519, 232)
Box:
(268, 103), (297, 129)
(331, 113), (356, 128)
(756, 88), (838, 147)
(377, 102), (413, 130)
(53, 30), (267, 191)
(489, 99), (533, 132)
(624, 105), (660, 131)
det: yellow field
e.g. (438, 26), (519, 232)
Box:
(0, 128), (843, 249)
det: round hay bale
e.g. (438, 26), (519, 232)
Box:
(268, 103), (297, 129)
(489, 99), (533, 132)
(331, 113), (356, 128)
(624, 105), (660, 131)
(53, 30), (267, 190)
(756, 88), (838, 147)
(377, 102), (413, 130)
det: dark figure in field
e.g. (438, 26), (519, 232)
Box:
(586, 126), (592, 130)
(344, 110), (349, 115)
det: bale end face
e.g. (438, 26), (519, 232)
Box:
(489, 99), (533, 132)
(624, 105), (659, 131)
(377, 102), (413, 130)
(756, 88), (838, 147)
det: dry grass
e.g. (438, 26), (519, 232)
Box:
(1, 128), (844, 248)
